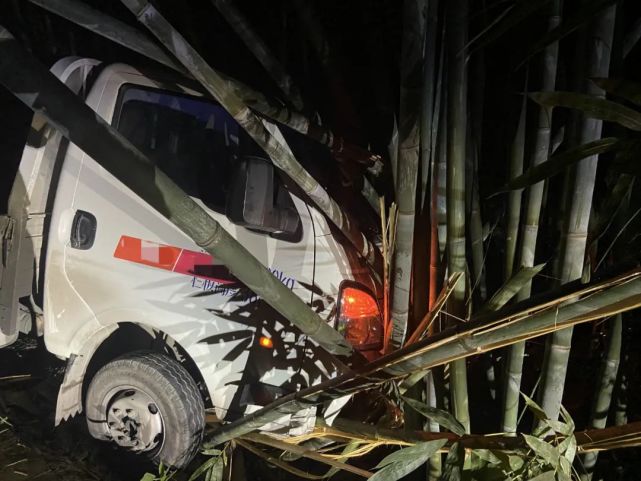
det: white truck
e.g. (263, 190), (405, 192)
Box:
(0, 57), (383, 467)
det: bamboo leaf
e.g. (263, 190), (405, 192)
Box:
(529, 92), (641, 131)
(559, 456), (571, 477)
(522, 393), (548, 423)
(325, 440), (362, 478)
(526, 472), (555, 481)
(374, 439), (447, 469)
(559, 405), (575, 431)
(483, 264), (546, 312)
(494, 450), (526, 472)
(371, 440), (447, 481)
(402, 396), (466, 435)
(592, 77), (641, 107)
(523, 434), (560, 467)
(187, 456), (222, 481)
(494, 138), (621, 193)
(441, 442), (464, 481)
(544, 420), (573, 436)
(563, 435), (577, 462)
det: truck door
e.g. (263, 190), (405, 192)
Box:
(47, 64), (318, 413)
(0, 57), (99, 347)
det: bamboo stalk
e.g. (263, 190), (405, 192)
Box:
(28, 0), (382, 174)
(211, 0), (303, 109)
(241, 433), (373, 478)
(580, 314), (622, 480)
(539, 3), (617, 422)
(505, 86), (528, 280)
(119, 0), (382, 272)
(0, 25), (352, 358)
(204, 268), (641, 446)
(446, 0), (471, 434)
(236, 439), (325, 480)
(319, 417), (641, 453)
(389, 0), (427, 348)
(502, 0), (562, 435)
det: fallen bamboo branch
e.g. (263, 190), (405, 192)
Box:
(205, 267), (641, 446)
(404, 272), (462, 346)
(235, 439), (325, 480)
(210, 0), (303, 109)
(240, 432), (373, 478)
(120, 0), (382, 272)
(28, 0), (382, 172)
(324, 419), (641, 453)
(0, 25), (352, 357)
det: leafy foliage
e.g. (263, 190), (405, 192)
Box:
(402, 396), (467, 435)
(369, 439), (447, 481)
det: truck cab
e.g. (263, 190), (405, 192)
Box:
(0, 57), (382, 467)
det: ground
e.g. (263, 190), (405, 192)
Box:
(0, 337), (156, 481)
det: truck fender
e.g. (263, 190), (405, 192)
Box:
(55, 324), (118, 425)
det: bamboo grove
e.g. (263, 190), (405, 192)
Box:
(4, 0), (641, 480)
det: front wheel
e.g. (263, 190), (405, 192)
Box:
(85, 351), (205, 468)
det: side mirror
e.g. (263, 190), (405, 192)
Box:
(226, 156), (300, 235)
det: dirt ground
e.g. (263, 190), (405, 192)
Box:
(0, 337), (160, 481)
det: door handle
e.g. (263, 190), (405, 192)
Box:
(70, 210), (97, 250)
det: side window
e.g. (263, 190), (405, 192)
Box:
(114, 85), (302, 241)
(115, 85), (239, 213)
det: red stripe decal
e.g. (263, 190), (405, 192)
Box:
(114, 235), (235, 284)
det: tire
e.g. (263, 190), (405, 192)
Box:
(85, 351), (205, 468)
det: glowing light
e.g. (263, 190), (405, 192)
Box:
(259, 336), (274, 349)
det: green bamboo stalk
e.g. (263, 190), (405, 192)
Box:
(420, 0), (440, 212)
(469, 37), (487, 305)
(389, 0), (427, 348)
(0, 25), (352, 357)
(437, 88), (448, 257)
(119, 0), (382, 272)
(502, 0), (562, 435)
(28, 0), (382, 173)
(204, 268), (641, 446)
(446, 0), (471, 434)
(211, 0), (303, 110)
(579, 314), (622, 480)
(469, 154), (487, 303)
(504, 88), (528, 281)
(539, 3), (617, 422)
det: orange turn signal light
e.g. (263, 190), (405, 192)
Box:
(259, 336), (274, 349)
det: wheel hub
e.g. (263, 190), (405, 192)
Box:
(105, 388), (164, 452)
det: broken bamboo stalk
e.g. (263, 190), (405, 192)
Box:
(204, 268), (641, 446)
(319, 418), (641, 453)
(210, 0), (304, 110)
(0, 25), (352, 357)
(389, 0), (426, 349)
(119, 0), (382, 272)
(28, 0), (382, 172)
